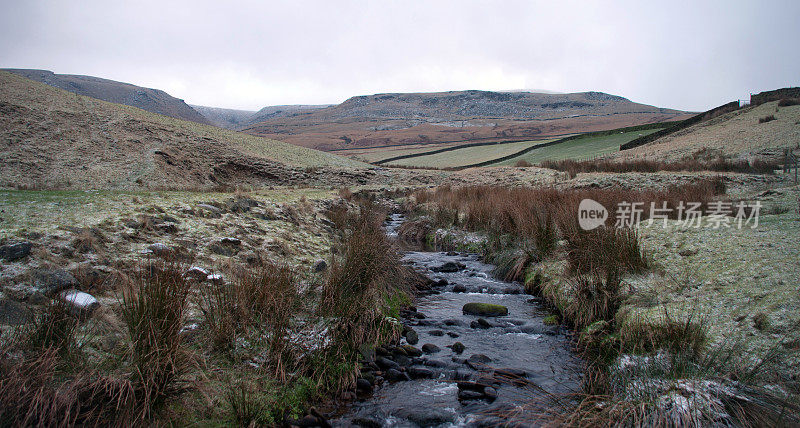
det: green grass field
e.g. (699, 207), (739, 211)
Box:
(385, 139), (557, 168)
(491, 128), (662, 166)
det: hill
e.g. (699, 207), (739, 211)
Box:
(191, 104), (331, 130)
(189, 105), (257, 129)
(611, 100), (800, 162)
(0, 71), (370, 190)
(3, 68), (211, 125)
(241, 90), (692, 151)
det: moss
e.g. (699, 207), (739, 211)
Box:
(462, 302), (508, 317)
(543, 315), (560, 325)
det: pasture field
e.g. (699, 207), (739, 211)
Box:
(386, 138), (558, 168)
(492, 128), (662, 166)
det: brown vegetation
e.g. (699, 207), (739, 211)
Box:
(541, 156), (777, 178)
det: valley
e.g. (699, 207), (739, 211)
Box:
(1, 67), (799, 427)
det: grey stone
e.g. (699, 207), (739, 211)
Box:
(408, 367), (435, 379)
(376, 356), (400, 371)
(0, 242), (32, 262)
(0, 299), (32, 325)
(313, 259), (327, 272)
(385, 368), (409, 381)
(147, 243), (171, 256)
(59, 289), (100, 316)
(421, 343), (441, 354)
(31, 268), (78, 295)
(356, 378), (372, 391)
(404, 329), (419, 345)
(220, 237), (241, 246)
(197, 203), (222, 214)
(432, 261), (465, 273)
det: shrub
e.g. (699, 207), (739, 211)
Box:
(778, 98), (800, 107)
(759, 115), (776, 123)
(514, 159), (533, 167)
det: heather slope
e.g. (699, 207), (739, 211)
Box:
(0, 71), (369, 190)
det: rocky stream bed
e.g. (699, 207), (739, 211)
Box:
(331, 215), (584, 427)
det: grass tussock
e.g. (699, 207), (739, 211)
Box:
(119, 260), (193, 420)
(316, 201), (410, 390)
(198, 263), (302, 380)
(759, 114), (777, 123)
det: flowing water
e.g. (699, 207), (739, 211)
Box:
(333, 214), (583, 427)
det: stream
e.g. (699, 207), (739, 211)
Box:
(333, 214), (583, 427)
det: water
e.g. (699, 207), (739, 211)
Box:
(333, 214), (583, 427)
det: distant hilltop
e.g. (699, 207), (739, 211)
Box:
(3, 68), (212, 125)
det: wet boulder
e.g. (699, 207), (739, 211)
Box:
(421, 343), (441, 354)
(404, 329), (419, 345)
(408, 367), (435, 379)
(449, 342), (466, 354)
(432, 262), (466, 273)
(399, 344), (422, 357)
(463, 302), (508, 317)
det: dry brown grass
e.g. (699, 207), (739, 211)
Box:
(119, 260), (193, 421)
(541, 156), (777, 178)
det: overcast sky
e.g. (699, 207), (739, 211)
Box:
(1, 1), (798, 112)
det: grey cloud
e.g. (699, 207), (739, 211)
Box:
(1, 0), (798, 111)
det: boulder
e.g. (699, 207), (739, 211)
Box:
(184, 266), (209, 280)
(408, 367), (435, 379)
(59, 290), (100, 316)
(31, 268), (78, 295)
(450, 342), (465, 354)
(404, 329), (419, 345)
(219, 237), (241, 246)
(466, 354), (493, 370)
(421, 343), (441, 354)
(452, 284), (467, 293)
(146, 243), (172, 256)
(0, 299), (32, 325)
(463, 302), (508, 317)
(432, 262), (466, 273)
(385, 368), (409, 381)
(399, 344), (422, 357)
(313, 259), (327, 273)
(0, 242), (33, 262)
(356, 378), (372, 392)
